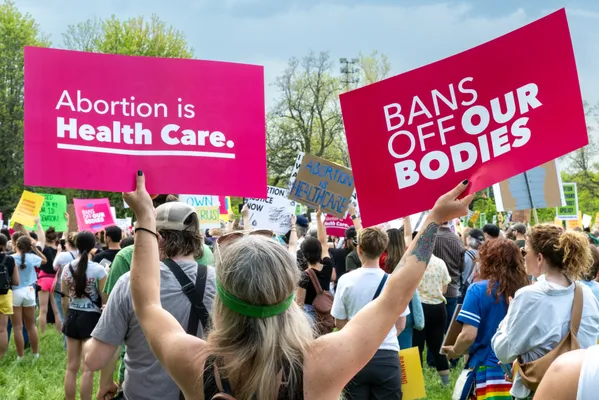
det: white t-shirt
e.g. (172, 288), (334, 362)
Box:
(53, 251), (79, 271)
(578, 345), (599, 400)
(62, 259), (107, 313)
(332, 267), (410, 352)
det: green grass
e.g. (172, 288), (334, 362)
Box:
(1, 328), (457, 399)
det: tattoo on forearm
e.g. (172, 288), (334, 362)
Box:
(408, 222), (440, 264)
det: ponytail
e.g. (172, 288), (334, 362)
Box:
(16, 236), (33, 270)
(71, 249), (89, 298)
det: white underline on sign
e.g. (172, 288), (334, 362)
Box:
(57, 143), (236, 159)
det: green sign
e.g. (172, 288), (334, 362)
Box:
(37, 194), (68, 232)
(556, 183), (578, 220)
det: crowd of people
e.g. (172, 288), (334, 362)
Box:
(1, 174), (599, 399)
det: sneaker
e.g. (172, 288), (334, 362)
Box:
(33, 353), (40, 360)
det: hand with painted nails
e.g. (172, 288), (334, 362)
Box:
(429, 180), (475, 224)
(123, 171), (156, 222)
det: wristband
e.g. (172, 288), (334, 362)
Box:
(134, 227), (158, 240)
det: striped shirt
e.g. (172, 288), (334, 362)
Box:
(433, 226), (465, 298)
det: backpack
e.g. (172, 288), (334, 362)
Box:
(0, 254), (10, 295)
(305, 268), (334, 335)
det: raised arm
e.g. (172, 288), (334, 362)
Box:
(124, 172), (206, 396)
(403, 216), (413, 247)
(241, 204), (250, 230)
(288, 215), (298, 254)
(306, 181), (473, 396)
(316, 208), (329, 260)
(348, 203), (362, 232)
(35, 217), (46, 249)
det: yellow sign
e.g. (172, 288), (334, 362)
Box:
(554, 217), (562, 227)
(11, 191), (45, 228)
(469, 211), (480, 225)
(400, 347), (426, 400)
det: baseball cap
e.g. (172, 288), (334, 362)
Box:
(469, 228), (485, 242)
(296, 216), (309, 228)
(156, 202), (199, 232)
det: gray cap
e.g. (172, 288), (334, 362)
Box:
(155, 202), (198, 232)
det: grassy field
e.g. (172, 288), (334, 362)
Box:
(0, 328), (458, 399)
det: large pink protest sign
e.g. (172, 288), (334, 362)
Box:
(73, 199), (116, 233)
(24, 48), (266, 198)
(324, 215), (353, 237)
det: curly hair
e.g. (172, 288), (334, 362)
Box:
(585, 245), (599, 281)
(478, 238), (529, 302)
(528, 224), (592, 281)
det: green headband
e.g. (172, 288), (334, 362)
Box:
(216, 281), (294, 318)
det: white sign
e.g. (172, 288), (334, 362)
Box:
(115, 218), (130, 231)
(246, 186), (296, 235)
(179, 195), (221, 229)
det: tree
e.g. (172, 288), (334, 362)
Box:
(267, 51), (344, 186)
(0, 1), (50, 218)
(267, 50), (392, 186)
(62, 14), (193, 58)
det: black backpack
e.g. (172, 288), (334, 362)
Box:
(0, 254), (11, 295)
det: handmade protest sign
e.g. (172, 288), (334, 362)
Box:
(556, 183), (578, 220)
(37, 194), (67, 231)
(12, 191), (45, 227)
(179, 195), (221, 229)
(324, 215), (353, 237)
(288, 153), (355, 218)
(24, 47), (266, 198)
(399, 347), (426, 400)
(494, 160), (564, 212)
(340, 9), (587, 226)
(72, 198), (116, 233)
(246, 186), (296, 235)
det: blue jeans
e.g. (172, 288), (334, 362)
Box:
(398, 312), (414, 350)
(54, 292), (67, 349)
(303, 304), (316, 328)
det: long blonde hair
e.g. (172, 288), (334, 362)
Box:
(206, 236), (313, 399)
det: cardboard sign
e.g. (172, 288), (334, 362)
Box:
(246, 186), (296, 235)
(556, 183), (578, 220)
(24, 47), (267, 197)
(339, 9), (587, 226)
(37, 194), (68, 232)
(399, 347), (427, 400)
(494, 160), (565, 211)
(67, 204), (78, 232)
(442, 304), (463, 348)
(11, 191), (45, 227)
(324, 215), (353, 237)
(288, 153), (355, 218)
(73, 198), (116, 233)
(512, 210), (531, 224)
(179, 195), (221, 229)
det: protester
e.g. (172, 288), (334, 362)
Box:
(92, 225), (122, 265)
(0, 233), (19, 359)
(61, 231), (107, 400)
(84, 201), (217, 400)
(492, 225), (599, 399)
(333, 227), (408, 399)
(328, 226), (356, 284)
(513, 223), (527, 248)
(53, 232), (78, 341)
(413, 235), (452, 385)
(443, 238), (529, 399)
(38, 227), (62, 334)
(296, 208), (334, 326)
(433, 221), (464, 329)
(119, 236), (134, 248)
(535, 346), (599, 399)
(345, 204), (362, 271)
(461, 228), (484, 300)
(483, 224), (501, 240)
(10, 235), (45, 360)
(581, 245), (599, 302)
(122, 172), (473, 399)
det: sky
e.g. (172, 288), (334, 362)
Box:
(15, 0), (599, 109)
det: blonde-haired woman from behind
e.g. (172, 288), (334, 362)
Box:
(123, 171), (474, 400)
(492, 225), (599, 399)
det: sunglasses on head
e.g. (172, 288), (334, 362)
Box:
(215, 229), (276, 262)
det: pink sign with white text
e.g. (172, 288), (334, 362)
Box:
(24, 47), (267, 198)
(73, 198), (116, 233)
(324, 215), (353, 237)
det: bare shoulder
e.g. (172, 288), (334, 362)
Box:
(535, 349), (585, 399)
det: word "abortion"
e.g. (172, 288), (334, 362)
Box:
(384, 77), (542, 189)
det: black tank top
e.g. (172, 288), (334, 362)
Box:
(203, 356), (304, 399)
